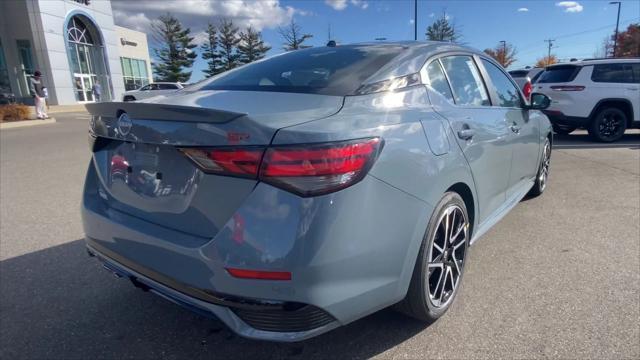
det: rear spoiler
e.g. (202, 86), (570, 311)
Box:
(84, 102), (245, 124)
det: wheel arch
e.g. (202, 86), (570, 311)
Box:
(589, 98), (634, 127)
(446, 182), (475, 238)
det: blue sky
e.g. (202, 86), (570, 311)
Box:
(111, 0), (640, 82)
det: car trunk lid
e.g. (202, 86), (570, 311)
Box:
(85, 90), (343, 239)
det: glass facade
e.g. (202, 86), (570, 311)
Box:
(121, 57), (149, 90)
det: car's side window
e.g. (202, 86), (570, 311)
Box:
(481, 59), (522, 108)
(139, 85), (150, 91)
(440, 56), (491, 107)
(591, 63), (636, 83)
(425, 60), (455, 103)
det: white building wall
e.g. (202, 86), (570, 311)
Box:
(115, 25), (153, 84)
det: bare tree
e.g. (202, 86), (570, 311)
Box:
(278, 19), (313, 51)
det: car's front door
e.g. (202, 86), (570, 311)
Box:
(479, 58), (540, 199)
(427, 55), (512, 223)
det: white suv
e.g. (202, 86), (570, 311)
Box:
(534, 58), (639, 142)
(122, 82), (184, 102)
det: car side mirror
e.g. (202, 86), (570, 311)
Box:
(527, 93), (551, 110)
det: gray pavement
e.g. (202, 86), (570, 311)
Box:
(1, 113), (639, 359)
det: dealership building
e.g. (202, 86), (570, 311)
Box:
(0, 0), (152, 105)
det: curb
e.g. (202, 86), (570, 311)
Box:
(0, 118), (57, 130)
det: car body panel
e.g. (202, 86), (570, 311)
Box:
(82, 41), (551, 341)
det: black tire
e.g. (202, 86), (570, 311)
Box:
(123, 95), (136, 102)
(552, 124), (577, 135)
(528, 137), (551, 197)
(396, 192), (469, 322)
(588, 107), (627, 142)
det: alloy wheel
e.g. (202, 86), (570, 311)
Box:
(598, 111), (624, 140)
(427, 205), (468, 308)
(539, 141), (551, 191)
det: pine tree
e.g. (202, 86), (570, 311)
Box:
(201, 23), (223, 78)
(218, 19), (241, 71)
(278, 19), (313, 51)
(238, 27), (271, 64)
(151, 13), (197, 82)
(425, 12), (460, 43)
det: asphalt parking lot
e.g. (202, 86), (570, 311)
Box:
(1, 112), (639, 359)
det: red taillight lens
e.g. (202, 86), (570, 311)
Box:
(550, 85), (585, 91)
(523, 81), (532, 101)
(226, 268), (292, 281)
(261, 138), (382, 196)
(179, 138), (382, 196)
(179, 147), (264, 178)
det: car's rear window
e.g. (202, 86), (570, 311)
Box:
(508, 70), (528, 78)
(198, 45), (404, 96)
(537, 65), (581, 83)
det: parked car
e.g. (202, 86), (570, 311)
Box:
(534, 58), (640, 141)
(122, 82), (184, 102)
(509, 67), (543, 100)
(83, 42), (552, 342)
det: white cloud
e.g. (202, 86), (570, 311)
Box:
(409, 19), (415, 25)
(351, 0), (369, 10)
(429, 12), (435, 18)
(111, 0), (298, 34)
(556, 1), (584, 13)
(324, 0), (368, 11)
(517, 7), (529, 12)
(325, 0), (348, 11)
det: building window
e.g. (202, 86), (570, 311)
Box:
(121, 57), (149, 90)
(0, 38), (10, 94)
(66, 15), (110, 102)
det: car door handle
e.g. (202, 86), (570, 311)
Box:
(510, 124), (521, 134)
(457, 128), (475, 140)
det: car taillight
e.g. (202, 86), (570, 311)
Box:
(523, 81), (532, 101)
(261, 138), (382, 196)
(179, 138), (382, 196)
(550, 85), (585, 91)
(179, 147), (264, 178)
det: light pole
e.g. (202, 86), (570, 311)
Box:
(499, 40), (506, 65)
(414, 0), (418, 41)
(609, 1), (621, 57)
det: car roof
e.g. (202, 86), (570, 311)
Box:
(546, 58), (639, 67)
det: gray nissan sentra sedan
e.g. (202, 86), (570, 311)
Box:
(83, 42), (553, 342)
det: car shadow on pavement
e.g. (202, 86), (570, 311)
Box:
(0, 240), (429, 359)
(553, 132), (640, 150)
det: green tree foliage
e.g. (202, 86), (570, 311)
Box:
(425, 12), (460, 42)
(201, 23), (223, 78)
(484, 42), (518, 68)
(151, 13), (197, 82)
(218, 19), (241, 71)
(238, 26), (271, 64)
(278, 19), (313, 51)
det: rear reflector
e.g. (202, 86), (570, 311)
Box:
(550, 85), (585, 91)
(179, 137), (382, 197)
(226, 268), (292, 281)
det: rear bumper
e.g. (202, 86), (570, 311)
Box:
(82, 162), (432, 341)
(542, 110), (589, 128)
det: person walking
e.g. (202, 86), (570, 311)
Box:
(29, 70), (48, 119)
(91, 82), (102, 102)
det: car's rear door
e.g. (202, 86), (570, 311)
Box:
(426, 55), (512, 223)
(591, 62), (640, 121)
(479, 57), (539, 198)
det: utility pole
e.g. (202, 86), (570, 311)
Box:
(544, 39), (555, 65)
(609, 1), (621, 57)
(500, 40), (506, 66)
(414, 0), (418, 41)
(328, 23), (332, 42)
